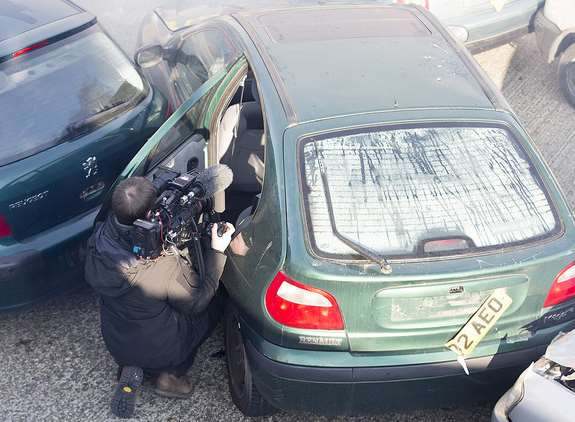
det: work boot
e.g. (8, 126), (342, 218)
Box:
(154, 372), (194, 399)
(110, 366), (144, 418)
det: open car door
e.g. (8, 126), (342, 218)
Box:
(95, 56), (248, 222)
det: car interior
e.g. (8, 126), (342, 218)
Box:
(216, 71), (265, 229)
(149, 69), (266, 231)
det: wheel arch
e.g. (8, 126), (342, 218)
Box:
(549, 29), (575, 62)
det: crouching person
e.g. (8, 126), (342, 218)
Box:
(84, 177), (234, 417)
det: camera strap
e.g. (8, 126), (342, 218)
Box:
(187, 216), (206, 286)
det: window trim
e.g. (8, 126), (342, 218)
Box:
(127, 55), (249, 178)
(172, 23), (242, 104)
(143, 74), (223, 174)
(209, 59), (269, 220)
(297, 121), (563, 263)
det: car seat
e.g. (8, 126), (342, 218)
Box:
(217, 80), (265, 193)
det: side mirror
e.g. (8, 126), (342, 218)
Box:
(134, 45), (163, 69)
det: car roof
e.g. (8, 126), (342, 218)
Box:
(233, 5), (503, 124)
(0, 0), (84, 41)
(0, 0), (95, 61)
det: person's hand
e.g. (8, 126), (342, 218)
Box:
(211, 222), (235, 253)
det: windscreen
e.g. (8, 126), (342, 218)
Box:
(301, 126), (558, 259)
(0, 26), (146, 166)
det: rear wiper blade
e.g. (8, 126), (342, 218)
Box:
(312, 140), (392, 274)
(62, 100), (128, 139)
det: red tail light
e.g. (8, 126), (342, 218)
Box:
(544, 262), (575, 307)
(12, 40), (49, 59)
(265, 272), (344, 330)
(0, 216), (12, 238)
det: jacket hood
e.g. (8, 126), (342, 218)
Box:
(84, 216), (141, 297)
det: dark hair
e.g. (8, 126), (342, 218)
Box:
(111, 177), (157, 225)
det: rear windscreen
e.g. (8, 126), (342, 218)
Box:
(0, 26), (147, 166)
(301, 126), (558, 259)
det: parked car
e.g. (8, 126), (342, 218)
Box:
(112, 2), (575, 416)
(534, 0), (575, 107)
(492, 329), (575, 421)
(0, 0), (167, 310)
(136, 0), (545, 99)
(396, 0), (545, 52)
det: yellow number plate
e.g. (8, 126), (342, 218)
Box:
(445, 289), (512, 357)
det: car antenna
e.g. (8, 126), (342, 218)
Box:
(312, 140), (392, 274)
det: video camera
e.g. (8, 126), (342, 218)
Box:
(131, 164), (233, 260)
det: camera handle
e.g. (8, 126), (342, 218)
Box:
(187, 216), (206, 286)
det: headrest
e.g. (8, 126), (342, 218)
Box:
(241, 102), (264, 131)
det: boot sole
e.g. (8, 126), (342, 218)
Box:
(111, 366), (144, 418)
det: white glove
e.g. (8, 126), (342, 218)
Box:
(211, 222), (235, 253)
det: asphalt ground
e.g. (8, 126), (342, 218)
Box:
(2, 2), (575, 421)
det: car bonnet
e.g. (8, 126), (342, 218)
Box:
(545, 330), (575, 368)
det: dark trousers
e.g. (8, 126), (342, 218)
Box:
(118, 292), (224, 379)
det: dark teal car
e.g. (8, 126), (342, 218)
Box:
(0, 0), (166, 310)
(119, 3), (575, 415)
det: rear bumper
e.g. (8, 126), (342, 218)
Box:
(246, 339), (544, 385)
(245, 338), (545, 414)
(241, 297), (575, 415)
(0, 207), (98, 311)
(533, 9), (562, 63)
(444, 1), (543, 53)
(241, 321), (553, 414)
(467, 25), (530, 53)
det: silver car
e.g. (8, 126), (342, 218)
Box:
(492, 329), (575, 421)
(398, 0), (545, 52)
(534, 0), (575, 107)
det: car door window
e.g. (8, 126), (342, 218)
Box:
(172, 29), (240, 101)
(119, 56), (248, 178)
(96, 56), (249, 223)
(146, 91), (210, 169)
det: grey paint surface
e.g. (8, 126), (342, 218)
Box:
(2, 1), (575, 420)
(501, 330), (575, 421)
(545, 330), (575, 368)
(508, 370), (573, 422)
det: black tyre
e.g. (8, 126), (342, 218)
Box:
(224, 304), (276, 417)
(559, 43), (575, 108)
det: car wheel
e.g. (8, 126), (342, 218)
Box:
(224, 303), (276, 417)
(559, 44), (575, 108)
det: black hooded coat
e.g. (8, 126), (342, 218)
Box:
(84, 216), (226, 372)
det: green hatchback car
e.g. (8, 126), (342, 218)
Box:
(114, 3), (575, 415)
(0, 0), (166, 310)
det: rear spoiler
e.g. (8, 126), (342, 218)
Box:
(0, 12), (96, 64)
